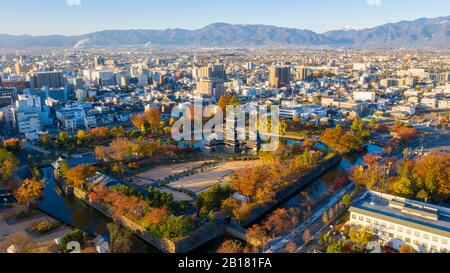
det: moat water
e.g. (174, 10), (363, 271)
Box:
(38, 167), (160, 253)
(38, 142), (382, 253)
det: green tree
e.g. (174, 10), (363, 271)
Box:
(56, 132), (70, 146)
(342, 194), (352, 206)
(60, 230), (87, 252)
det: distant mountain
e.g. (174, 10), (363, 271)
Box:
(324, 16), (450, 48)
(1, 16), (449, 48)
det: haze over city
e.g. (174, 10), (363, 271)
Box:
(1, 0), (450, 35)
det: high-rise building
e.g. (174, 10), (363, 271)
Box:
(0, 87), (17, 108)
(295, 67), (308, 81)
(198, 66), (212, 80)
(269, 65), (291, 88)
(196, 78), (225, 99)
(94, 56), (106, 67)
(437, 72), (449, 84)
(212, 63), (226, 80)
(30, 71), (65, 89)
(7, 94), (44, 140)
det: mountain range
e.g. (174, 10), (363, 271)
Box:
(1, 16), (449, 49)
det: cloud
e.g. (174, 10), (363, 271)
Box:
(66, 0), (81, 6)
(366, 0), (381, 6)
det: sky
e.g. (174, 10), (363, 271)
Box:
(1, 0), (450, 36)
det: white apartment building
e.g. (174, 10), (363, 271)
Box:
(353, 91), (376, 102)
(279, 108), (301, 119)
(61, 117), (77, 131)
(7, 94), (43, 140)
(391, 104), (416, 116)
(420, 97), (437, 109)
(84, 115), (97, 129)
(437, 99), (450, 109)
(349, 191), (450, 253)
(56, 106), (86, 130)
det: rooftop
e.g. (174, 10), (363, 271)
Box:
(350, 191), (450, 238)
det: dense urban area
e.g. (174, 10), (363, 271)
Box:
(0, 45), (449, 254)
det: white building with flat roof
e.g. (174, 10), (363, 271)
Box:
(349, 191), (450, 253)
(353, 91), (376, 102)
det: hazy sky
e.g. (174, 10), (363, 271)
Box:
(1, 0), (450, 35)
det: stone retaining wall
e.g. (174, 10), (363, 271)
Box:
(70, 154), (342, 252)
(75, 192), (224, 253)
(240, 154), (342, 227)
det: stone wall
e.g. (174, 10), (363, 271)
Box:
(70, 154), (342, 252)
(240, 154), (342, 227)
(75, 190), (225, 253)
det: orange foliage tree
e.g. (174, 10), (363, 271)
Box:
(131, 109), (161, 132)
(90, 127), (111, 142)
(15, 178), (44, 204)
(64, 164), (98, 188)
(391, 125), (418, 142)
(2, 138), (23, 152)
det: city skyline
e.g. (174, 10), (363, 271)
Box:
(1, 0), (450, 35)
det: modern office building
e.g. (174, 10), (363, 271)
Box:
(349, 191), (450, 253)
(196, 78), (225, 99)
(0, 88), (17, 107)
(198, 66), (212, 80)
(295, 67), (308, 81)
(269, 65), (291, 88)
(212, 63), (226, 80)
(30, 71), (65, 89)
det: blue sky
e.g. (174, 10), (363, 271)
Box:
(1, 0), (450, 35)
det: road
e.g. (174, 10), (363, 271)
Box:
(265, 182), (356, 253)
(267, 123), (449, 253)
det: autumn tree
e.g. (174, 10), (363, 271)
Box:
(390, 154), (450, 202)
(218, 240), (243, 254)
(399, 244), (413, 253)
(320, 126), (365, 154)
(0, 149), (19, 184)
(322, 211), (329, 225)
(264, 208), (294, 237)
(142, 207), (170, 228)
(2, 138), (23, 153)
(0, 231), (38, 253)
(64, 164), (98, 188)
(15, 178), (44, 204)
(350, 155), (383, 190)
(132, 109), (162, 132)
(218, 94), (240, 117)
(302, 229), (312, 244)
(246, 225), (269, 247)
(145, 108), (162, 130)
(286, 242), (298, 253)
(231, 167), (275, 205)
(56, 132), (70, 146)
(391, 125), (418, 142)
(349, 227), (374, 248)
(107, 222), (132, 253)
(232, 202), (253, 223)
(90, 127), (111, 142)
